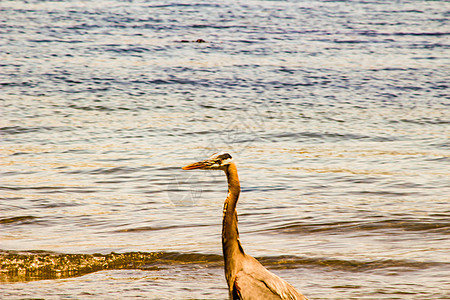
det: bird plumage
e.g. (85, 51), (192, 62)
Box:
(182, 153), (307, 300)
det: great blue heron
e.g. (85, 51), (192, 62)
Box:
(182, 152), (308, 300)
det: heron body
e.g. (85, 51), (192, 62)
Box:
(182, 153), (308, 300)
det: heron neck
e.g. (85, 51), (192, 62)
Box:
(222, 162), (244, 287)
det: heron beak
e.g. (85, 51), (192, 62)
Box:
(182, 161), (208, 170)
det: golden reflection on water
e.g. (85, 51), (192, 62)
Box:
(1, 0), (448, 298)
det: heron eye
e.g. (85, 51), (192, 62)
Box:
(218, 153), (232, 160)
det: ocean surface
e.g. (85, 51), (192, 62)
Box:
(1, 0), (449, 299)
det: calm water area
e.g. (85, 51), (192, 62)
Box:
(1, 0), (449, 299)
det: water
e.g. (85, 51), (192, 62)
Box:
(1, 0), (449, 298)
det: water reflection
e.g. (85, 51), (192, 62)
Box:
(1, 0), (449, 298)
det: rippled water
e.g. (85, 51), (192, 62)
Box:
(1, 0), (449, 299)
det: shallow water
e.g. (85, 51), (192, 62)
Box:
(1, 0), (449, 299)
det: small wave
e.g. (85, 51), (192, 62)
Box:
(0, 185), (97, 194)
(390, 32), (449, 37)
(147, 2), (219, 8)
(105, 46), (151, 53)
(0, 251), (221, 282)
(0, 216), (36, 224)
(261, 131), (396, 143)
(65, 166), (142, 175)
(333, 39), (369, 44)
(68, 104), (116, 112)
(0, 126), (55, 135)
(0, 250), (445, 283)
(268, 219), (450, 235)
(256, 255), (441, 272)
(0, 185), (66, 191)
(114, 224), (210, 233)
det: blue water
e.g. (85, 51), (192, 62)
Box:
(1, 0), (449, 299)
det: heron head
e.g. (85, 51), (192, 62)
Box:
(182, 152), (233, 171)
